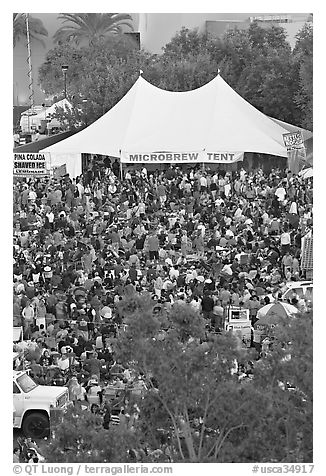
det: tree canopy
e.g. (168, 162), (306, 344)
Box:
(43, 289), (312, 463)
(53, 13), (134, 46)
(37, 21), (313, 130)
(13, 13), (48, 48)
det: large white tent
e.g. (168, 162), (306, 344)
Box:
(43, 74), (291, 178)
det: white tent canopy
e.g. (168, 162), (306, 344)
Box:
(43, 74), (290, 178)
(20, 98), (73, 134)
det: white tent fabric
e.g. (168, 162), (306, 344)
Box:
(43, 74), (290, 177)
(13, 326), (23, 342)
(299, 167), (313, 179)
(34, 98), (72, 119)
(20, 99), (73, 134)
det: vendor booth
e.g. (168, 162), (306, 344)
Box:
(41, 73), (296, 178)
(20, 98), (72, 135)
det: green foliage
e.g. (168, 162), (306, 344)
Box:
(293, 23), (313, 130)
(114, 293), (312, 462)
(13, 13), (48, 48)
(38, 38), (141, 126)
(37, 21), (312, 132)
(41, 288), (312, 463)
(53, 13), (134, 46)
(39, 406), (139, 463)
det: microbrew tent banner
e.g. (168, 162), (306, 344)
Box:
(121, 151), (244, 164)
(43, 74), (290, 177)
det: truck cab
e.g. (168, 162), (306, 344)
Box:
(13, 370), (69, 439)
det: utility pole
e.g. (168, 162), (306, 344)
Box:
(25, 13), (35, 135)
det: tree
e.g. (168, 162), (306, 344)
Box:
(38, 37), (141, 126)
(115, 293), (312, 462)
(13, 13), (48, 48)
(293, 23), (313, 130)
(236, 49), (301, 124)
(39, 406), (140, 463)
(38, 22), (312, 131)
(53, 13), (134, 46)
(145, 23), (302, 125)
(162, 27), (210, 59)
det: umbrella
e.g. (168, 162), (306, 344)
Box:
(256, 302), (298, 325)
(299, 167), (313, 179)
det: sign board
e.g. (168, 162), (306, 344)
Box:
(52, 163), (67, 178)
(282, 131), (305, 150)
(121, 151), (244, 164)
(282, 131), (307, 174)
(225, 321), (252, 347)
(13, 152), (51, 177)
(227, 307), (250, 322)
(301, 235), (313, 271)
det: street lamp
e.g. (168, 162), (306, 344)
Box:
(61, 65), (69, 98)
(82, 98), (88, 126)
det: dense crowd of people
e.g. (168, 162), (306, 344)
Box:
(13, 157), (313, 460)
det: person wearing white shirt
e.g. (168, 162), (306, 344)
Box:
(76, 182), (84, 197)
(190, 296), (202, 312)
(275, 186), (286, 202)
(46, 211), (54, 224)
(289, 201), (298, 214)
(215, 197), (224, 208)
(240, 168), (247, 181)
(234, 206), (242, 220)
(225, 228), (234, 239)
(198, 223), (206, 238)
(262, 211), (269, 225)
(224, 216), (232, 227)
(169, 266), (180, 281)
(224, 181), (231, 197)
(280, 231), (291, 254)
(199, 176), (207, 193)
(57, 354), (70, 371)
(28, 189), (37, 201)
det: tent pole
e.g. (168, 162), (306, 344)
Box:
(119, 150), (123, 180)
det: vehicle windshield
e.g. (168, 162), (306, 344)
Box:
(16, 373), (38, 393)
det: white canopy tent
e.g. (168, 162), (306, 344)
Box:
(20, 98), (73, 134)
(42, 74), (290, 178)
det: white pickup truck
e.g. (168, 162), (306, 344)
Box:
(13, 370), (69, 439)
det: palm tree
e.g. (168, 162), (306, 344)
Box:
(53, 13), (134, 46)
(13, 13), (48, 47)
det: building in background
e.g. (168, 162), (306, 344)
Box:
(138, 12), (312, 52)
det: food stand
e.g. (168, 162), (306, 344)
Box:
(224, 307), (252, 347)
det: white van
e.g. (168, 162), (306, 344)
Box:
(281, 281), (313, 302)
(266, 281), (313, 304)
